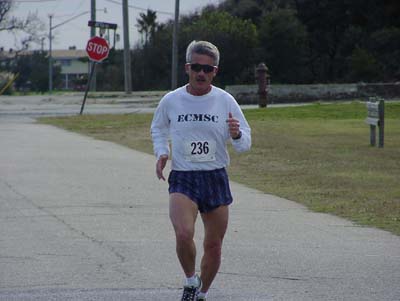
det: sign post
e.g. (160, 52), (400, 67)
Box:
(80, 20), (117, 115)
(80, 36), (110, 115)
(365, 97), (384, 148)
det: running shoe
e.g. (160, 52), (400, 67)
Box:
(181, 275), (201, 301)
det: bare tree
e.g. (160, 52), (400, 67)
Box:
(0, 0), (45, 50)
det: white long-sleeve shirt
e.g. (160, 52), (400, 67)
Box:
(151, 85), (251, 171)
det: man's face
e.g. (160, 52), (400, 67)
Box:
(185, 53), (218, 96)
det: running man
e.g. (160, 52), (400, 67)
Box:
(151, 40), (251, 301)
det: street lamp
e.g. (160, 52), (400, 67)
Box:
(48, 8), (107, 94)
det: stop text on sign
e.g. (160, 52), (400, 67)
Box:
(87, 43), (108, 56)
(86, 36), (110, 62)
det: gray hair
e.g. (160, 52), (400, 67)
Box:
(185, 40), (220, 66)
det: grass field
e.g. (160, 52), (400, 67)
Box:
(39, 101), (400, 235)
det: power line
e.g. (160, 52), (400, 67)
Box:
(51, 0), (85, 19)
(105, 0), (173, 16)
(13, 0), (58, 2)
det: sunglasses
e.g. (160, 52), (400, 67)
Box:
(189, 63), (216, 73)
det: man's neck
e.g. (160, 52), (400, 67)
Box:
(186, 84), (212, 96)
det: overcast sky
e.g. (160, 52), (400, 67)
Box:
(0, 0), (222, 51)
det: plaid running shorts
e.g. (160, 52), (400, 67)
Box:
(168, 168), (233, 213)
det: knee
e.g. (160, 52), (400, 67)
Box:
(174, 226), (194, 245)
(203, 240), (222, 257)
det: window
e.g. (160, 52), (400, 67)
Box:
(60, 59), (71, 66)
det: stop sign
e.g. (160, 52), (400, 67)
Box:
(86, 36), (110, 62)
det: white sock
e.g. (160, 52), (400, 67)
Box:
(185, 274), (199, 287)
(197, 291), (208, 299)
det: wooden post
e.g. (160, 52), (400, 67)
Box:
(378, 99), (384, 148)
(365, 97), (384, 148)
(370, 125), (376, 146)
(255, 63), (270, 108)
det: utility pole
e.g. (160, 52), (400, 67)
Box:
(90, 0), (97, 91)
(41, 37), (45, 52)
(171, 0), (179, 89)
(47, 9), (106, 94)
(122, 0), (132, 93)
(48, 14), (53, 94)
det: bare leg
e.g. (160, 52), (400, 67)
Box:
(169, 193), (199, 277)
(200, 205), (229, 292)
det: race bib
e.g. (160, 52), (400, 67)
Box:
(184, 140), (216, 162)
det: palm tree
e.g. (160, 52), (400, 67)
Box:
(136, 9), (158, 45)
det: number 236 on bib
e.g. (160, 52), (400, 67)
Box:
(184, 140), (216, 162)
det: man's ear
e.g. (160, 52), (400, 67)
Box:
(213, 66), (219, 76)
(185, 63), (190, 75)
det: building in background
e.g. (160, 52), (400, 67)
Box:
(0, 46), (88, 91)
(52, 47), (88, 90)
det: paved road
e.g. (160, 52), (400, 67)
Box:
(0, 97), (400, 300)
(0, 93), (162, 117)
(0, 93), (305, 118)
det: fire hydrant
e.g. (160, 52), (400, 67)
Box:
(255, 63), (270, 108)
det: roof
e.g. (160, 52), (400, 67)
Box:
(51, 49), (86, 59)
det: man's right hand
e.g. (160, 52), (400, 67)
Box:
(156, 155), (169, 181)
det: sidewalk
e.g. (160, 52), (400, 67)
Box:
(0, 93), (162, 117)
(0, 117), (399, 300)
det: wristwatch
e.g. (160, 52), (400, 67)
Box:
(232, 131), (242, 140)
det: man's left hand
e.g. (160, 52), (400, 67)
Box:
(227, 112), (241, 139)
